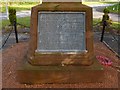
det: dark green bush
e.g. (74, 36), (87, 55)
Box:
(8, 7), (17, 25)
(103, 8), (110, 13)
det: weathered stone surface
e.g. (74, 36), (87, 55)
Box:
(28, 2), (94, 66)
(37, 12), (86, 53)
(17, 58), (104, 84)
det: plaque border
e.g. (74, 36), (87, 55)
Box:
(37, 12), (86, 53)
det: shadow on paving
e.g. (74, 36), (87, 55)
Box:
(104, 33), (119, 51)
(1, 31), (30, 50)
(94, 31), (120, 57)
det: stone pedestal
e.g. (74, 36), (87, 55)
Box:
(17, 57), (104, 84)
(17, 2), (104, 84)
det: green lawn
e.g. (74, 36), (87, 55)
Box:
(0, 19), (10, 30)
(93, 18), (120, 30)
(0, 16), (30, 30)
(112, 22), (120, 30)
(17, 16), (30, 27)
(83, 1), (117, 5)
(1, 3), (38, 13)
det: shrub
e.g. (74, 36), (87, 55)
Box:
(8, 7), (17, 25)
(103, 8), (110, 13)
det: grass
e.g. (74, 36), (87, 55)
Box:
(112, 22), (120, 30)
(0, 16), (30, 30)
(0, 19), (10, 30)
(93, 18), (101, 26)
(93, 18), (120, 30)
(83, 1), (118, 5)
(1, 3), (38, 13)
(17, 16), (30, 27)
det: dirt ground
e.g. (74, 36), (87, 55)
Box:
(2, 38), (120, 88)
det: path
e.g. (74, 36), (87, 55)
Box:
(0, 10), (31, 20)
(91, 4), (119, 22)
(93, 8), (119, 22)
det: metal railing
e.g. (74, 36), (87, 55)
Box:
(1, 21), (30, 50)
(93, 21), (119, 58)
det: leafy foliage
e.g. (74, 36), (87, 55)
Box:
(103, 8), (110, 13)
(8, 7), (17, 25)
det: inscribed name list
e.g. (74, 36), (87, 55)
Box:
(37, 12), (86, 53)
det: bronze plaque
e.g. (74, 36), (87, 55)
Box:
(37, 12), (86, 53)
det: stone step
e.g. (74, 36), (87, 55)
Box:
(17, 58), (104, 84)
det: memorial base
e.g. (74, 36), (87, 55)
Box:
(17, 57), (104, 84)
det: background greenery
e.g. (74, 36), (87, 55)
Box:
(1, 2), (119, 13)
(1, 2), (39, 13)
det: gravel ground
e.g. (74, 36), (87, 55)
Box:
(2, 37), (120, 88)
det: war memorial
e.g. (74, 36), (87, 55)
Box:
(17, 0), (104, 84)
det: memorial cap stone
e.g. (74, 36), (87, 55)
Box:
(43, 0), (82, 2)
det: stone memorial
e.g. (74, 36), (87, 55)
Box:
(17, 0), (104, 84)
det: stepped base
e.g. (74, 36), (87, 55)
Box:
(17, 58), (104, 84)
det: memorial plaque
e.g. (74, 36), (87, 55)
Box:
(37, 12), (86, 53)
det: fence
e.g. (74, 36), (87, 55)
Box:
(1, 22), (30, 50)
(93, 21), (120, 58)
(1, 19), (120, 58)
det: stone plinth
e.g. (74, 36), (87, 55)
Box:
(17, 57), (104, 84)
(17, 2), (104, 84)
